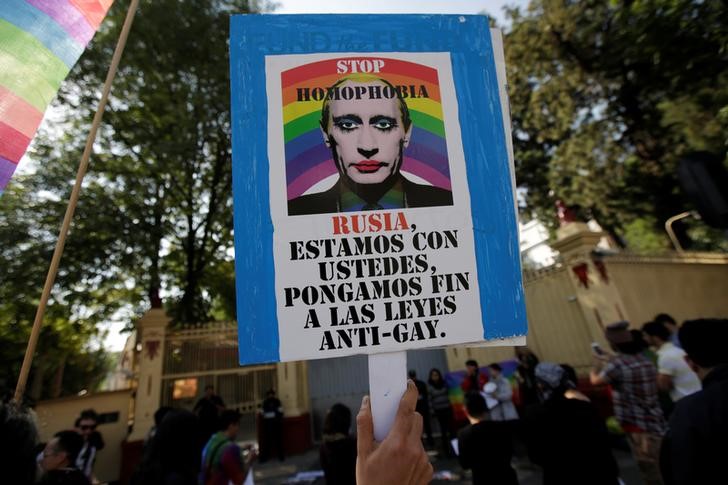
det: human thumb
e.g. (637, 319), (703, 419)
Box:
(356, 395), (374, 457)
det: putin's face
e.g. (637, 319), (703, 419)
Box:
(322, 80), (411, 186)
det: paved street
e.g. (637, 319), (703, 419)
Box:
(252, 443), (645, 485)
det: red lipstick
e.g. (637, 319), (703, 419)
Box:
(352, 160), (385, 173)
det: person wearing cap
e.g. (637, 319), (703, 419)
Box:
(659, 319), (728, 485)
(524, 362), (619, 485)
(590, 321), (666, 485)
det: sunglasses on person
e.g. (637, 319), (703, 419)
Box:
(80, 424), (97, 431)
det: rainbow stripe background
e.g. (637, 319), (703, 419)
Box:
(281, 57), (452, 200)
(0, 0), (113, 194)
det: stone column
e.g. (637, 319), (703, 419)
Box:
(274, 360), (311, 454)
(275, 360), (309, 417)
(552, 222), (628, 347)
(128, 308), (170, 441)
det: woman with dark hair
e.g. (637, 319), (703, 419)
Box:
(319, 403), (356, 485)
(427, 368), (453, 455)
(131, 409), (205, 485)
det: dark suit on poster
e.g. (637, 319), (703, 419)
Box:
(288, 175), (453, 216)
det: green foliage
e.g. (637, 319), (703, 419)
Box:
(0, 181), (117, 399)
(0, 0), (267, 399)
(621, 217), (666, 254)
(29, 0), (268, 326)
(505, 0), (728, 249)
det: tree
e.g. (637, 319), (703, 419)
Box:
(31, 0), (270, 324)
(0, 180), (116, 400)
(505, 0), (728, 249)
(0, 0), (268, 398)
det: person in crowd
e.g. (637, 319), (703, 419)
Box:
(200, 409), (252, 485)
(484, 363), (519, 421)
(0, 401), (39, 485)
(654, 313), (681, 348)
(194, 385), (226, 440)
(427, 368), (454, 455)
(131, 409), (205, 485)
(356, 380), (433, 485)
(145, 406), (173, 446)
(319, 403), (356, 485)
(590, 321), (665, 485)
(38, 430), (90, 485)
(515, 347), (540, 408)
(457, 392), (518, 485)
(259, 389), (284, 462)
(660, 318), (728, 485)
(631, 329), (657, 362)
(525, 363), (619, 485)
(634, 326), (673, 416)
(642, 321), (701, 404)
(559, 363), (590, 402)
(74, 409), (104, 480)
(408, 370), (433, 446)
(461, 359), (486, 393)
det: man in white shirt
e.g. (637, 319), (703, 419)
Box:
(654, 313), (682, 348)
(643, 320), (701, 401)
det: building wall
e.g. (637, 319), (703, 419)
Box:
(307, 349), (449, 440)
(34, 390), (133, 483)
(447, 264), (597, 371)
(446, 252), (728, 375)
(607, 253), (728, 326)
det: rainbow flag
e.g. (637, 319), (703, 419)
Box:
(0, 0), (113, 194)
(281, 56), (451, 200)
(445, 359), (521, 421)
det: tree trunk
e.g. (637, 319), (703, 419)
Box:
(29, 362), (46, 401)
(50, 357), (66, 398)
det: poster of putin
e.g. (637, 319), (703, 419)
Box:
(230, 14), (527, 365)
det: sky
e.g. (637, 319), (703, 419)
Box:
(102, 0), (528, 352)
(273, 0), (527, 26)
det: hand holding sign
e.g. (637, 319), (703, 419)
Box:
(230, 15), (527, 441)
(356, 381), (433, 485)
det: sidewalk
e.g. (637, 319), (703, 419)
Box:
(251, 444), (645, 484)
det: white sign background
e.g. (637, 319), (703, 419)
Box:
(265, 52), (486, 361)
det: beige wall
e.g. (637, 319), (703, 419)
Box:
(35, 390), (132, 484)
(607, 253), (728, 326)
(447, 264), (599, 372)
(446, 252), (728, 375)
(277, 360), (310, 416)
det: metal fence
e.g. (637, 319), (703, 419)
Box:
(160, 322), (276, 440)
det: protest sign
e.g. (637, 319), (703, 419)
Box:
(230, 14), (526, 364)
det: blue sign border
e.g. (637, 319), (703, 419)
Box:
(230, 14), (527, 365)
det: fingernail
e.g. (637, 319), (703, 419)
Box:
(361, 395), (369, 408)
(407, 379), (415, 388)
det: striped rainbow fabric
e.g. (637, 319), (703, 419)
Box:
(0, 0), (113, 195)
(282, 57), (451, 200)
